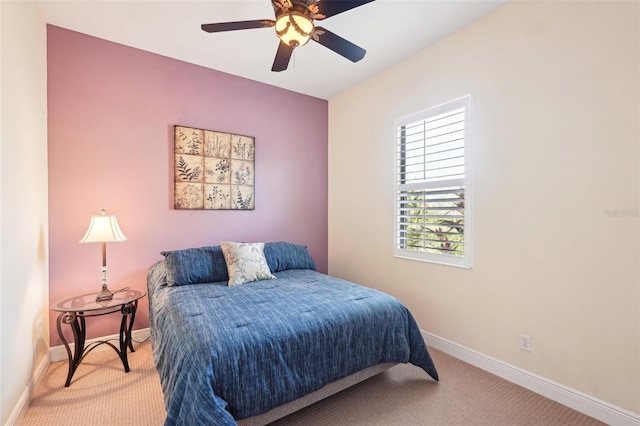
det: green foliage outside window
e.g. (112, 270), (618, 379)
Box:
(400, 191), (465, 256)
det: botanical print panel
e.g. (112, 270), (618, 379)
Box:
(174, 125), (255, 210)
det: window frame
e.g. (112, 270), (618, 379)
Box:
(393, 95), (473, 268)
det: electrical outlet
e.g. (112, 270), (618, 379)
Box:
(520, 334), (532, 352)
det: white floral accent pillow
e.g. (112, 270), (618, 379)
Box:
(220, 241), (276, 286)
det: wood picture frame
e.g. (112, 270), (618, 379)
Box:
(174, 125), (255, 210)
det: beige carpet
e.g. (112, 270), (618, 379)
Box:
(20, 340), (604, 425)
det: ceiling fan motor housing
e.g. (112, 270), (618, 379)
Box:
(272, 0), (317, 17)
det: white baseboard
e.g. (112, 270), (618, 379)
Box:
(49, 327), (151, 362)
(5, 354), (50, 426)
(423, 331), (640, 426)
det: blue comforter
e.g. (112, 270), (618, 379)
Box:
(148, 263), (438, 425)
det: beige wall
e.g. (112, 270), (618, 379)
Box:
(328, 0), (639, 413)
(0, 1), (49, 424)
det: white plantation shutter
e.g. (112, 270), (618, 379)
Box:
(394, 96), (472, 268)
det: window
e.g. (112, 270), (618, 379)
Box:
(394, 96), (472, 268)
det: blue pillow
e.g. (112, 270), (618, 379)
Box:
(264, 242), (316, 272)
(161, 246), (228, 286)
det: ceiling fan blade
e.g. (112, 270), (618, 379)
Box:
(312, 27), (366, 62)
(312, 0), (376, 20)
(272, 41), (294, 72)
(201, 20), (275, 33)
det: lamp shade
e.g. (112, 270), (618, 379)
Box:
(79, 210), (127, 243)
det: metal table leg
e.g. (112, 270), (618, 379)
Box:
(57, 311), (86, 387)
(118, 301), (138, 372)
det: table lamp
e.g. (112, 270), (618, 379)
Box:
(79, 209), (128, 302)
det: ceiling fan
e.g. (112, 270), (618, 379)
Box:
(201, 0), (376, 72)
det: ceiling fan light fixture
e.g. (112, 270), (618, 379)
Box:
(275, 11), (314, 47)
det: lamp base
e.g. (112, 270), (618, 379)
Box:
(95, 284), (114, 302)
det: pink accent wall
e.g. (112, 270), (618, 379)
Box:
(47, 25), (328, 346)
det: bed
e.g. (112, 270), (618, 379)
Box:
(148, 241), (439, 425)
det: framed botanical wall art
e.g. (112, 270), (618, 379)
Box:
(174, 125), (255, 210)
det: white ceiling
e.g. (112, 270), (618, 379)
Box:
(38, 0), (508, 100)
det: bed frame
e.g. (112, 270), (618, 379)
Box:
(239, 363), (398, 425)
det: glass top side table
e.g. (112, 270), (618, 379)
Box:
(51, 289), (146, 387)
